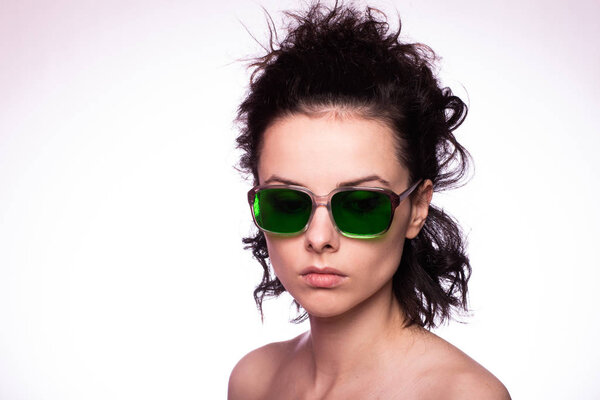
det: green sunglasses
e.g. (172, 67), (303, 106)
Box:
(247, 180), (423, 239)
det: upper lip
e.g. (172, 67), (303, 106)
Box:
(300, 266), (347, 276)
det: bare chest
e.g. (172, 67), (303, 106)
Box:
(262, 361), (424, 400)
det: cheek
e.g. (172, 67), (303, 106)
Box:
(263, 236), (300, 280)
(354, 209), (410, 277)
(348, 235), (405, 280)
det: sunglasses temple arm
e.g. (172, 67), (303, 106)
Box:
(397, 179), (423, 202)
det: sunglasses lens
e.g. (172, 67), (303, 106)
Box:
(253, 188), (312, 234)
(331, 190), (392, 237)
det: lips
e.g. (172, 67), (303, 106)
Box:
(300, 266), (347, 288)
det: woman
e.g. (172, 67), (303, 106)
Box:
(229, 2), (510, 399)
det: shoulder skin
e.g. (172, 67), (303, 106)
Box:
(227, 340), (293, 400)
(413, 330), (511, 399)
(439, 367), (512, 400)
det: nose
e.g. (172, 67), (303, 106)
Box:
(304, 203), (339, 253)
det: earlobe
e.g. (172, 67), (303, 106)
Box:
(405, 179), (433, 239)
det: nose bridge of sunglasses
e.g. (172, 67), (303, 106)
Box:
(313, 193), (329, 205)
(308, 197), (336, 231)
(312, 195), (331, 217)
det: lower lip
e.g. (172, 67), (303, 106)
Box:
(301, 273), (346, 288)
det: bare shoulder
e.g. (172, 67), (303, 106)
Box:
(442, 368), (511, 400)
(227, 333), (305, 400)
(406, 328), (511, 399)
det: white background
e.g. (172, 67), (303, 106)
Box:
(1, 0), (599, 398)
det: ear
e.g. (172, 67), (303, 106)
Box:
(405, 179), (433, 239)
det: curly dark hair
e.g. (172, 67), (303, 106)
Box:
(235, 1), (472, 329)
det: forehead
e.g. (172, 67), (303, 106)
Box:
(257, 113), (407, 191)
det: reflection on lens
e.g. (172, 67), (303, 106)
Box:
(254, 189), (312, 234)
(331, 190), (391, 236)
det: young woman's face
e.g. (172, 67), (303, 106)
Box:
(257, 112), (426, 318)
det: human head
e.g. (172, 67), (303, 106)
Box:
(236, 1), (471, 328)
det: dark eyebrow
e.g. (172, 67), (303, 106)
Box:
(264, 175), (303, 186)
(338, 175), (391, 187)
(263, 174), (391, 188)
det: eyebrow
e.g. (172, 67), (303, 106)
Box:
(263, 174), (391, 188)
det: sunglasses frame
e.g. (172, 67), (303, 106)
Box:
(247, 179), (423, 239)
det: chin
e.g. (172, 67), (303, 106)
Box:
(304, 309), (345, 319)
(297, 297), (354, 319)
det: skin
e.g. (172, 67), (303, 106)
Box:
(229, 112), (510, 400)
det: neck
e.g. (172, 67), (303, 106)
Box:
(301, 280), (413, 387)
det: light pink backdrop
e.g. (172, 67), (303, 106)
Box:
(1, 0), (599, 398)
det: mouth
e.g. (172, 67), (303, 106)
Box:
(300, 266), (347, 288)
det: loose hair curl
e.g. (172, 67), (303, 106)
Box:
(235, 1), (472, 329)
